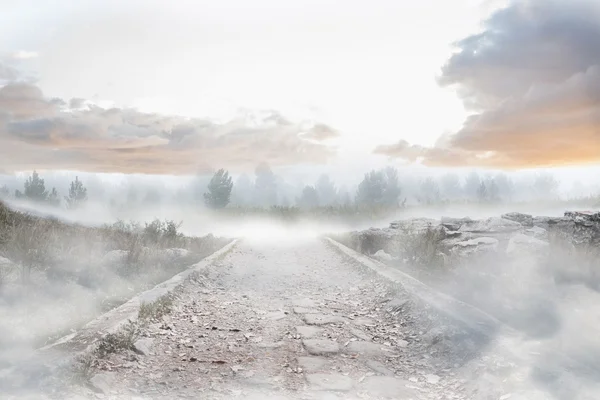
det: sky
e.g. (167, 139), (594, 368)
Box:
(0, 0), (599, 180)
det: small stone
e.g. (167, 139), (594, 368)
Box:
(303, 314), (345, 325)
(293, 307), (318, 314)
(302, 339), (340, 355)
(133, 338), (155, 356)
(306, 373), (354, 391)
(297, 356), (328, 372)
(346, 341), (386, 356)
(296, 325), (323, 338)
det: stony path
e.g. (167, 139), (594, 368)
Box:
(72, 238), (550, 400)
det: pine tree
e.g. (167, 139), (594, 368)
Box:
(22, 171), (48, 202)
(65, 176), (88, 209)
(204, 169), (233, 209)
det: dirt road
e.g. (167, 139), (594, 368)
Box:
(65, 238), (549, 400)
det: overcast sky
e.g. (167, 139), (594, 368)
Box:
(1, 0), (599, 180)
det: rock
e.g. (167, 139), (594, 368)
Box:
(374, 249), (393, 262)
(452, 237), (499, 257)
(455, 237), (499, 247)
(297, 356), (328, 371)
(502, 212), (533, 227)
(302, 339), (340, 355)
(459, 217), (522, 234)
(306, 373), (354, 392)
(293, 307), (318, 314)
(390, 218), (439, 232)
(296, 326), (323, 338)
(89, 373), (115, 395)
(525, 226), (547, 239)
(345, 341), (387, 356)
(441, 216), (474, 231)
(366, 360), (394, 376)
(303, 314), (345, 325)
(361, 376), (422, 398)
(133, 338), (155, 356)
(506, 233), (549, 255)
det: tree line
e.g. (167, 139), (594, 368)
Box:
(0, 165), (570, 211)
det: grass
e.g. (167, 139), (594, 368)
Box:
(138, 294), (173, 322)
(93, 320), (142, 359)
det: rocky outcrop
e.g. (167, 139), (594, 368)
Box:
(337, 211), (600, 265)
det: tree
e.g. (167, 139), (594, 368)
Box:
(356, 170), (386, 206)
(382, 167), (402, 206)
(21, 171), (48, 201)
(65, 176), (88, 209)
(254, 163), (278, 207)
(16, 171), (60, 205)
(297, 185), (320, 209)
(204, 168), (233, 209)
(315, 174), (337, 206)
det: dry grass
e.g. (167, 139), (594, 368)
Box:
(397, 224), (446, 269)
(138, 294), (173, 322)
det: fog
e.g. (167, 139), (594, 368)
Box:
(0, 168), (599, 399)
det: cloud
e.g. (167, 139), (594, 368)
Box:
(0, 83), (337, 174)
(300, 123), (340, 141)
(376, 0), (600, 168)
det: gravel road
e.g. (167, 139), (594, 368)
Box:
(69, 238), (554, 400)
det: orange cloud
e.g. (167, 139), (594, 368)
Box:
(0, 83), (339, 174)
(376, 0), (600, 168)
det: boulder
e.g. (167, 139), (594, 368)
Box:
(502, 212), (534, 227)
(506, 233), (549, 255)
(452, 237), (499, 257)
(459, 217), (522, 234)
(525, 226), (547, 239)
(441, 216), (474, 231)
